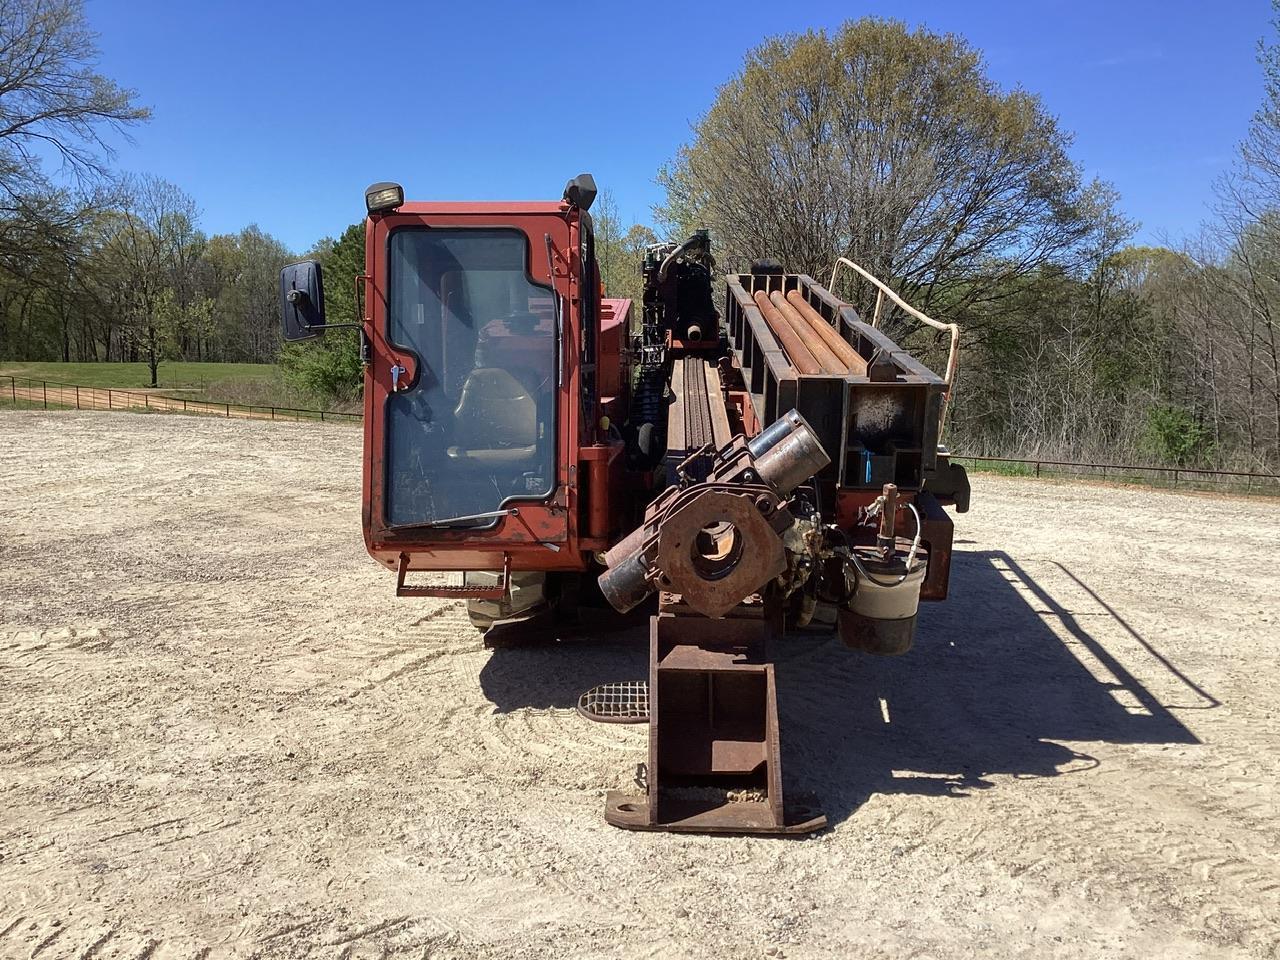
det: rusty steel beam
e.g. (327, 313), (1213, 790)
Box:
(703, 361), (734, 450)
(603, 606), (827, 835)
(752, 289), (821, 375)
(785, 289), (868, 376)
(769, 290), (845, 375)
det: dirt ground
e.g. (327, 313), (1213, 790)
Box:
(1, 411), (1277, 960)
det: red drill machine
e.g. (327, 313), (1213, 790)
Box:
(280, 174), (970, 834)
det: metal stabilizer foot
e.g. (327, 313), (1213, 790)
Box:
(603, 790), (825, 835)
(603, 608), (826, 836)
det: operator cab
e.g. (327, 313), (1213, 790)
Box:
(382, 227), (556, 525)
(279, 178), (603, 569)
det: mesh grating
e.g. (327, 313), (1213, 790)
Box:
(577, 681), (650, 724)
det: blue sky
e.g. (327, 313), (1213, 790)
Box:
(84, 0), (1272, 253)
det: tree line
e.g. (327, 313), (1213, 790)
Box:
(0, 173), (294, 382)
(2, 1), (1276, 471)
(0, 0), (296, 387)
(655, 16), (1280, 472)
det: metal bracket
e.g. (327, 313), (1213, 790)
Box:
(604, 606), (827, 835)
(395, 553), (511, 599)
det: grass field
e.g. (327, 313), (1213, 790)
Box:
(0, 360), (277, 392)
(954, 456), (1036, 477)
(0, 360), (325, 409)
(0, 360), (365, 414)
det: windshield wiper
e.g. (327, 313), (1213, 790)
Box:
(424, 507), (518, 528)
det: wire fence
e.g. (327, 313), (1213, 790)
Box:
(4, 374), (1276, 494)
(952, 453), (1280, 496)
(0, 374), (362, 424)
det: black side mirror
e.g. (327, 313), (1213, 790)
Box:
(562, 172), (597, 211)
(280, 260), (325, 341)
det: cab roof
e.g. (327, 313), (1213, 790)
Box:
(384, 201), (571, 217)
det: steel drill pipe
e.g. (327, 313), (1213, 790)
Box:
(785, 289), (868, 376)
(747, 408), (806, 459)
(770, 290), (846, 375)
(752, 289), (821, 375)
(752, 418), (830, 492)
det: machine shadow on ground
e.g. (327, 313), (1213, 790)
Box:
(478, 549), (1212, 829)
(477, 608), (649, 711)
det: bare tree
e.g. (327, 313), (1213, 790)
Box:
(1178, 0), (1280, 468)
(97, 174), (199, 385)
(0, 0), (147, 357)
(0, 0), (148, 194)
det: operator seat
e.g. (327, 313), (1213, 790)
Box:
(446, 367), (538, 465)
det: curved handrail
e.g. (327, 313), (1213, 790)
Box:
(829, 257), (960, 438)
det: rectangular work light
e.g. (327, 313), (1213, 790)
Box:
(365, 181), (404, 214)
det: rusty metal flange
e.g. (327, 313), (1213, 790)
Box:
(654, 490), (786, 618)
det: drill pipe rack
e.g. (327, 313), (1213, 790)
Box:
(724, 273), (964, 520)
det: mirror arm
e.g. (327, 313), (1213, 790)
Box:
(355, 273), (368, 323)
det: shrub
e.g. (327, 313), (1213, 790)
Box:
(1144, 404), (1213, 466)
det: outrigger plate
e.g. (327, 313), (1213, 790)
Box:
(604, 790), (826, 835)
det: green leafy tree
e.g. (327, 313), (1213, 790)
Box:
(280, 222), (364, 401)
(594, 189), (656, 305)
(1144, 404), (1214, 466)
(658, 18), (1119, 341)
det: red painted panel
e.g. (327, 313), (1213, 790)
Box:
(598, 298), (630, 404)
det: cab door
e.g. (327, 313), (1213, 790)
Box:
(363, 213), (575, 557)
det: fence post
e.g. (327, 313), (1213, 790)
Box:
(1035, 461), (1041, 478)
(145, 394), (150, 410)
(76, 385), (80, 409)
(226, 403), (230, 418)
(320, 410), (325, 422)
(271, 406), (276, 420)
(43, 381), (47, 409)
(108, 389), (112, 410)
(9, 377), (14, 403)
